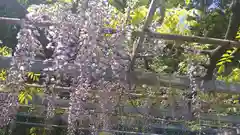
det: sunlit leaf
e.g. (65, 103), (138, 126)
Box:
(27, 94), (33, 101)
(185, 0), (190, 5)
(216, 61), (224, 66)
(218, 65), (225, 74)
(222, 53), (230, 57)
(226, 59), (232, 62)
(18, 93), (25, 104)
(226, 50), (233, 53)
(130, 6), (148, 25)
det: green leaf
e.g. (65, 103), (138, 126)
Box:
(226, 50), (233, 53)
(27, 94), (32, 101)
(236, 32), (240, 39)
(219, 56), (233, 62)
(218, 65), (225, 74)
(24, 99), (28, 105)
(27, 72), (40, 81)
(35, 76), (39, 81)
(233, 74), (239, 81)
(226, 59), (232, 63)
(130, 6), (147, 25)
(216, 61), (224, 66)
(222, 53), (230, 57)
(18, 93), (25, 104)
(185, 0), (191, 6)
(28, 72), (34, 79)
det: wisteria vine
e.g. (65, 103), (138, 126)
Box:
(5, 0), (130, 134)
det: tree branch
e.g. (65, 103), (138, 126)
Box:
(204, 0), (240, 80)
(129, 0), (159, 70)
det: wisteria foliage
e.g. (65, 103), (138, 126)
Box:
(5, 0), (131, 134)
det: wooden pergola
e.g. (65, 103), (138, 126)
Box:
(1, 0), (240, 134)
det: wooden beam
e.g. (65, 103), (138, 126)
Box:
(133, 31), (240, 47)
(18, 93), (240, 124)
(14, 117), (239, 135)
(0, 17), (23, 26)
(0, 17), (57, 27)
(1, 56), (240, 93)
(200, 113), (240, 124)
(14, 121), (239, 135)
(17, 103), (240, 124)
(15, 121), (162, 135)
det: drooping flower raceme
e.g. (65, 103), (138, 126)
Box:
(7, 0), (130, 134)
(0, 92), (18, 127)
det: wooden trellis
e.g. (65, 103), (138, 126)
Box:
(1, 0), (240, 134)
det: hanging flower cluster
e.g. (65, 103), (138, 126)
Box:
(6, 0), (130, 134)
(0, 92), (18, 127)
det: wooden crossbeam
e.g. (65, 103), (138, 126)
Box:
(14, 121), (239, 135)
(15, 121), (162, 135)
(16, 103), (240, 124)
(0, 17), (57, 27)
(0, 17), (23, 26)
(1, 56), (240, 93)
(133, 31), (240, 47)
